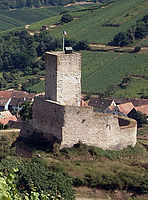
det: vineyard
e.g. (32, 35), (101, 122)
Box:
(48, 0), (148, 44)
(26, 51), (148, 95)
(0, 4), (96, 33)
(81, 51), (148, 94)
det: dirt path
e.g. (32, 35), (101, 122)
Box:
(0, 129), (20, 133)
(90, 44), (148, 54)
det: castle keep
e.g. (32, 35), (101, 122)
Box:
(20, 51), (137, 150)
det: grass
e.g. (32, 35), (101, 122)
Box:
(0, 4), (99, 33)
(81, 51), (148, 94)
(27, 80), (45, 93)
(48, 0), (148, 44)
(113, 78), (148, 98)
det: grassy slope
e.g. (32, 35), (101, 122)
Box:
(0, 4), (97, 32)
(48, 0), (148, 44)
(81, 51), (148, 94)
(113, 78), (148, 98)
(0, 7), (68, 32)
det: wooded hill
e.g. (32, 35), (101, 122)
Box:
(0, 0), (113, 10)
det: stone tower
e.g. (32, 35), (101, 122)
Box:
(45, 51), (81, 106)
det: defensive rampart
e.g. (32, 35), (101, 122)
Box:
(20, 96), (137, 150)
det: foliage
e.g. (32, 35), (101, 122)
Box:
(0, 0), (106, 10)
(61, 141), (148, 194)
(61, 141), (146, 160)
(20, 101), (32, 121)
(130, 111), (147, 128)
(0, 135), (15, 160)
(81, 51), (148, 94)
(134, 46), (141, 53)
(0, 169), (65, 200)
(110, 15), (148, 47)
(61, 14), (73, 23)
(0, 158), (75, 200)
(73, 40), (90, 51)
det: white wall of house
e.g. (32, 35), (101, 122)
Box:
(4, 98), (11, 110)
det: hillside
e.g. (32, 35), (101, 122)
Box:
(0, 0), (148, 97)
(29, 0), (148, 44)
(0, 0), (111, 10)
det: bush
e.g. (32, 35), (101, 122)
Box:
(134, 46), (141, 53)
(61, 14), (73, 23)
(0, 158), (75, 200)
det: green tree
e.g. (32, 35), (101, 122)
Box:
(61, 14), (73, 23)
(20, 101), (32, 121)
(131, 111), (147, 128)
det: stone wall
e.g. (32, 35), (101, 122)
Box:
(45, 52), (81, 106)
(24, 97), (137, 150)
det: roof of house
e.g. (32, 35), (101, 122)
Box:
(0, 91), (12, 99)
(110, 98), (148, 107)
(0, 99), (9, 106)
(0, 115), (17, 125)
(9, 97), (24, 107)
(12, 90), (26, 98)
(135, 105), (148, 116)
(88, 98), (113, 110)
(0, 111), (12, 118)
(108, 105), (116, 111)
(117, 102), (135, 115)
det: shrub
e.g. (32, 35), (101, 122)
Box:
(134, 46), (141, 53)
(0, 158), (75, 200)
(61, 14), (73, 23)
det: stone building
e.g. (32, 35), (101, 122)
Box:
(20, 50), (137, 150)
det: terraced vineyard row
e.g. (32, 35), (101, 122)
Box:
(49, 0), (148, 44)
(81, 51), (148, 94)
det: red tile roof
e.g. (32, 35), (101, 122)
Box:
(117, 102), (135, 115)
(12, 90), (26, 98)
(135, 105), (148, 116)
(0, 91), (12, 99)
(0, 115), (17, 125)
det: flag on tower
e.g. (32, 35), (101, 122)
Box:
(63, 30), (68, 36)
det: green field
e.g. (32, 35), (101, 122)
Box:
(81, 51), (148, 94)
(0, 4), (97, 32)
(47, 0), (148, 44)
(24, 51), (148, 96)
(28, 80), (45, 93)
(138, 37), (148, 47)
(113, 78), (148, 98)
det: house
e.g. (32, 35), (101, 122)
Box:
(88, 98), (116, 111)
(135, 105), (148, 117)
(41, 26), (49, 31)
(0, 110), (17, 126)
(8, 97), (24, 113)
(0, 90), (35, 112)
(0, 91), (12, 111)
(111, 102), (135, 117)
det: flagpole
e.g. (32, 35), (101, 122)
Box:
(63, 33), (65, 53)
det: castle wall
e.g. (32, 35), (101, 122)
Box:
(45, 52), (81, 106)
(30, 97), (137, 150)
(62, 106), (137, 150)
(32, 96), (64, 143)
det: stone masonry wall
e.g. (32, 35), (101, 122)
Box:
(28, 97), (137, 150)
(45, 52), (81, 106)
(62, 106), (137, 150)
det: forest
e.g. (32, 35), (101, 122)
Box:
(0, 0), (113, 10)
(0, 28), (89, 90)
